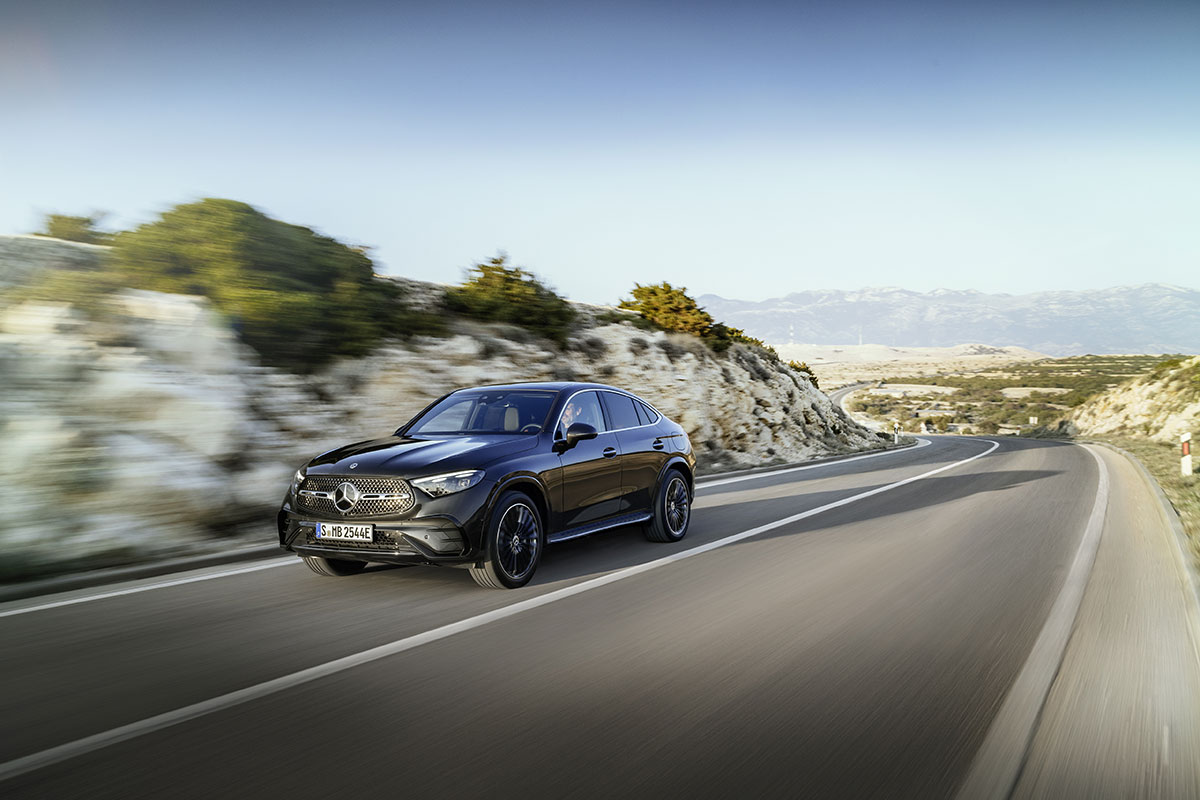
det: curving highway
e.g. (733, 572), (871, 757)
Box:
(1, 437), (1198, 799)
(830, 382), (883, 432)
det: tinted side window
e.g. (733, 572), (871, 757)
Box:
(601, 392), (641, 429)
(636, 400), (659, 424)
(558, 391), (607, 435)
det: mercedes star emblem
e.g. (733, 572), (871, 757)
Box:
(333, 482), (362, 513)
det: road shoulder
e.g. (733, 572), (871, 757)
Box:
(1011, 445), (1200, 799)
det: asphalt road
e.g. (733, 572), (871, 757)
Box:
(829, 382), (882, 432)
(2, 437), (1198, 799)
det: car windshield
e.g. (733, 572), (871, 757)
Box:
(405, 390), (558, 436)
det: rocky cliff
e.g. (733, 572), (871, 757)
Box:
(0, 234), (108, 288)
(1071, 356), (1200, 443)
(0, 236), (881, 580)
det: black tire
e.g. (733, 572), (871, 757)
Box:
(470, 491), (544, 589)
(645, 469), (691, 543)
(302, 555), (368, 577)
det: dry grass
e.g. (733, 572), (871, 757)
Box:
(869, 384), (960, 396)
(1095, 435), (1200, 571)
(1000, 386), (1069, 399)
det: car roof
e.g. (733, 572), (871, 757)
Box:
(455, 381), (626, 394)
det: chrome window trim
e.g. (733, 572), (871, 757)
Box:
(552, 388), (662, 439)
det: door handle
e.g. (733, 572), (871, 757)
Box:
(602, 447), (618, 458)
(652, 440), (665, 450)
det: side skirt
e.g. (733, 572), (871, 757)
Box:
(547, 511), (653, 544)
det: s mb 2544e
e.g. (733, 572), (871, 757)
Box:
(278, 382), (696, 589)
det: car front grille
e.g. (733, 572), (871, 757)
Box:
(297, 476), (416, 518)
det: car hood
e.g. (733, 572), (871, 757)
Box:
(305, 434), (539, 477)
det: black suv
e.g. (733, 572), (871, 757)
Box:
(278, 382), (696, 588)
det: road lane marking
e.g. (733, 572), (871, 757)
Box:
(955, 444), (1109, 800)
(0, 439), (1000, 783)
(698, 437), (931, 489)
(0, 560), (295, 620)
(2, 438), (934, 616)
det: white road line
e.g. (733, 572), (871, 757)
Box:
(1, 439), (932, 616)
(955, 444), (1110, 800)
(698, 437), (931, 489)
(0, 439), (1000, 784)
(0, 560), (295, 620)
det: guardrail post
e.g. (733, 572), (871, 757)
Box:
(1183, 432), (1193, 477)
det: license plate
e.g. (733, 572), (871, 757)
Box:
(316, 522), (374, 542)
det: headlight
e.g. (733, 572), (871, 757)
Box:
(410, 470), (484, 497)
(290, 468), (306, 495)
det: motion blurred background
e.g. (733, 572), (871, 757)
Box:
(2, 0), (1197, 582)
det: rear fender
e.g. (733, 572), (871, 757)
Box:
(658, 457), (694, 498)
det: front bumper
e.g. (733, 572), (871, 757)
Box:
(280, 515), (473, 565)
(277, 478), (496, 565)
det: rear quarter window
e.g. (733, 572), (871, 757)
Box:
(634, 400), (659, 425)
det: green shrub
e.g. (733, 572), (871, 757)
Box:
(109, 198), (432, 370)
(33, 213), (113, 245)
(619, 282), (712, 335)
(620, 282), (769, 354)
(443, 254), (575, 345)
(4, 274), (127, 331)
(709, 322), (773, 354)
(787, 360), (820, 389)
(1151, 357), (1186, 376)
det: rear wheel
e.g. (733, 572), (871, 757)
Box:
(470, 491), (543, 589)
(645, 470), (691, 542)
(302, 555), (368, 577)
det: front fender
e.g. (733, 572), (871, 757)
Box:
(487, 472), (555, 534)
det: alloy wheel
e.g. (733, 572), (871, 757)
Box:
(496, 502), (540, 581)
(665, 476), (690, 536)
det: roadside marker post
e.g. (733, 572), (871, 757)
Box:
(1183, 432), (1193, 478)
(893, 421), (901, 444)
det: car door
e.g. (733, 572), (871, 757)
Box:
(555, 390), (622, 530)
(600, 390), (664, 515)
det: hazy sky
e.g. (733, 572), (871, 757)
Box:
(3, 0), (1198, 304)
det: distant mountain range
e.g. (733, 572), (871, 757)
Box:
(697, 284), (1200, 356)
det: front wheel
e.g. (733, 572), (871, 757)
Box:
(470, 491), (544, 589)
(302, 555), (368, 576)
(645, 470), (691, 542)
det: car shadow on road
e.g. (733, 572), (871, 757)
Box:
(529, 467), (1067, 589)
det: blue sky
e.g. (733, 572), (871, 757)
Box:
(2, 0), (1198, 303)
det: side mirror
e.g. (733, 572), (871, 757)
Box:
(555, 422), (598, 452)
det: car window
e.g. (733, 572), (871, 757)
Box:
(557, 391), (607, 436)
(601, 391), (641, 429)
(416, 397), (474, 432)
(635, 400), (659, 425)
(406, 390), (557, 435)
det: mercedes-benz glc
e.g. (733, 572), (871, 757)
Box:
(277, 382), (696, 588)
